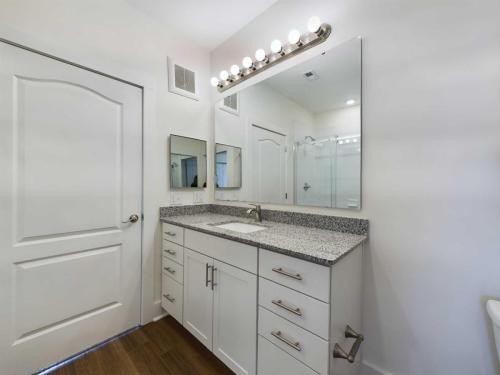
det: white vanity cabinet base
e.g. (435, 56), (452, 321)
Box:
(259, 307), (329, 375)
(259, 277), (330, 340)
(183, 248), (214, 350)
(213, 260), (257, 375)
(258, 335), (318, 375)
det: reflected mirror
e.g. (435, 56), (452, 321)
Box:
(215, 143), (242, 189)
(169, 134), (207, 188)
(214, 38), (361, 209)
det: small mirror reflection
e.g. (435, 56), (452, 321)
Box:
(169, 135), (207, 189)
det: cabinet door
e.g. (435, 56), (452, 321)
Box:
(213, 260), (257, 375)
(183, 248), (213, 350)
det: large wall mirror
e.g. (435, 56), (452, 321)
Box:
(169, 134), (207, 188)
(214, 38), (361, 209)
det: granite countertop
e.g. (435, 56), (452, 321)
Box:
(161, 212), (367, 266)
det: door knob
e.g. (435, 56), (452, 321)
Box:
(122, 214), (140, 224)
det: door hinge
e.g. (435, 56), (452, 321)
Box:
(285, 193), (288, 199)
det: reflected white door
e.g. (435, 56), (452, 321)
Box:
(251, 125), (286, 204)
(0, 42), (142, 374)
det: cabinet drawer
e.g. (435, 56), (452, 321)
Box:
(259, 277), (329, 340)
(185, 229), (257, 274)
(259, 250), (330, 302)
(257, 335), (318, 375)
(161, 277), (183, 324)
(162, 240), (184, 265)
(258, 307), (328, 375)
(162, 256), (184, 285)
(162, 223), (184, 246)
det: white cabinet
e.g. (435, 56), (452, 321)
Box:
(182, 232), (258, 375)
(161, 223), (185, 324)
(213, 260), (257, 375)
(183, 248), (214, 349)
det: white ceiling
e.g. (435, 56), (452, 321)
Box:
(263, 38), (361, 113)
(125, 0), (278, 50)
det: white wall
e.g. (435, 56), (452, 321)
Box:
(0, 0), (212, 324)
(315, 105), (361, 138)
(210, 1), (500, 374)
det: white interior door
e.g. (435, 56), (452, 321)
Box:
(0, 42), (142, 374)
(251, 125), (286, 204)
(183, 248), (214, 350)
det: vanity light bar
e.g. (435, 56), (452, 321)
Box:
(210, 16), (332, 93)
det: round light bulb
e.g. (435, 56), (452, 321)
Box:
(230, 64), (240, 76)
(307, 16), (322, 33)
(210, 77), (219, 87)
(270, 39), (283, 54)
(219, 70), (229, 81)
(288, 29), (301, 44)
(255, 48), (267, 62)
(242, 56), (253, 69)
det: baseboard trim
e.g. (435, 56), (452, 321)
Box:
(361, 360), (391, 375)
(153, 311), (168, 322)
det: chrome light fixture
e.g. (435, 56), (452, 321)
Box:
(211, 16), (332, 92)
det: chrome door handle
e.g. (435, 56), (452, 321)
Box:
(205, 263), (212, 287)
(165, 249), (176, 255)
(163, 294), (175, 303)
(165, 231), (176, 236)
(164, 267), (176, 274)
(272, 267), (302, 280)
(271, 330), (302, 351)
(122, 214), (139, 224)
(272, 299), (302, 316)
(211, 267), (217, 290)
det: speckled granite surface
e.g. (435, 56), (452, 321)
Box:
(161, 204), (368, 235)
(160, 206), (368, 266)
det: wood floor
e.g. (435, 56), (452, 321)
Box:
(51, 316), (234, 375)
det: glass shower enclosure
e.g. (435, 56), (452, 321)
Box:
(294, 135), (361, 209)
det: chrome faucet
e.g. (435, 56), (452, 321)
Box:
(246, 204), (262, 222)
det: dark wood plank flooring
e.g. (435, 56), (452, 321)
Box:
(51, 316), (234, 375)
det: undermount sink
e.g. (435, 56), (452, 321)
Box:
(213, 221), (267, 234)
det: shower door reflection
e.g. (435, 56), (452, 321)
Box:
(295, 135), (360, 209)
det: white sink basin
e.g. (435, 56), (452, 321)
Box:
(214, 221), (267, 234)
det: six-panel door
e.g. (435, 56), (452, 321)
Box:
(213, 260), (257, 375)
(183, 248), (214, 350)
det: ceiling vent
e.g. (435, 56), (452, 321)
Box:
(303, 70), (319, 81)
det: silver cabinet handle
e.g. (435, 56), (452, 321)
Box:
(272, 299), (302, 316)
(122, 214), (139, 224)
(165, 231), (176, 236)
(333, 325), (364, 363)
(205, 263), (212, 287)
(211, 266), (217, 290)
(163, 294), (175, 303)
(271, 330), (302, 351)
(165, 249), (176, 255)
(164, 267), (176, 274)
(272, 267), (302, 280)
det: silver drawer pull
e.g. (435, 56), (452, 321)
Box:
(272, 299), (302, 316)
(164, 267), (176, 274)
(163, 294), (175, 303)
(272, 267), (302, 280)
(165, 249), (176, 255)
(271, 330), (302, 351)
(165, 231), (176, 236)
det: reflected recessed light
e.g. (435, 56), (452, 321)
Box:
(346, 99), (356, 105)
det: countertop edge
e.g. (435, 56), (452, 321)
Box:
(160, 217), (366, 266)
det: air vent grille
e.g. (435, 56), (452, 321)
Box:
(174, 64), (196, 94)
(303, 70), (319, 81)
(223, 93), (238, 110)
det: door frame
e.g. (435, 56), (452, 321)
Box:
(0, 33), (159, 325)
